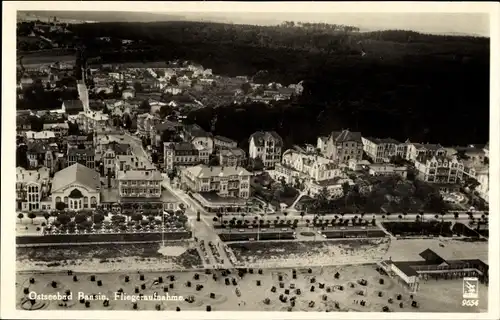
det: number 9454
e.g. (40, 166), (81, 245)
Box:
(462, 299), (479, 307)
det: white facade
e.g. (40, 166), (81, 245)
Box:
(391, 263), (418, 289)
(316, 136), (328, 155)
(277, 149), (344, 183)
(406, 143), (446, 162)
(362, 137), (407, 163)
(476, 169), (489, 203)
(368, 163), (408, 179)
(16, 167), (50, 212)
(25, 130), (56, 142)
(191, 136), (214, 154)
(248, 131), (283, 169)
(181, 165), (251, 198)
(117, 170), (162, 198)
(51, 163), (101, 211)
(414, 156), (463, 184)
(307, 178), (352, 199)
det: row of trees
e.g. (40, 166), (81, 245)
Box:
(308, 176), (448, 215)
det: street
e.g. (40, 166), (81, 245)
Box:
(162, 179), (233, 269)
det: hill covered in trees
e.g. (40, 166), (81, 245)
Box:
(68, 21), (489, 146)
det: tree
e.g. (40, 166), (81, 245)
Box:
(16, 144), (28, 169)
(93, 213), (105, 224)
(17, 213), (24, 223)
(300, 211), (305, 220)
(43, 212), (50, 222)
(123, 114), (133, 129)
(159, 105), (173, 119)
(140, 99), (151, 112)
(169, 75), (178, 86)
(341, 181), (350, 199)
(132, 213), (143, 223)
(74, 213), (87, 224)
(67, 122), (80, 135)
(133, 82), (143, 93)
(248, 157), (264, 171)
(313, 187), (330, 213)
(28, 212), (36, 224)
(209, 156), (220, 166)
(57, 213), (71, 225)
(240, 82), (252, 94)
(112, 82), (120, 96)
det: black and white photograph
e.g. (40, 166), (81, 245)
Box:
(1, 1), (499, 319)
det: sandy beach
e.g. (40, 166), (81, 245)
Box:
(16, 264), (487, 312)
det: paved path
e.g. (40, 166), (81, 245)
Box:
(162, 180), (233, 269)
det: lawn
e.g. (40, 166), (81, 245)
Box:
(17, 242), (204, 272)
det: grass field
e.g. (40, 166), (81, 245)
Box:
(17, 50), (75, 66)
(228, 238), (391, 269)
(17, 242), (203, 273)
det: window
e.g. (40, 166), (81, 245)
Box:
(64, 197), (68, 206)
(90, 196), (97, 208)
(84, 197), (89, 208)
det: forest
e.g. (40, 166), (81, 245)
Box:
(63, 21), (491, 146)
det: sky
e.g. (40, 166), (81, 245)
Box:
(182, 12), (490, 36)
(20, 9), (490, 37)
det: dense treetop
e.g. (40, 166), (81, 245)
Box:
(62, 21), (490, 146)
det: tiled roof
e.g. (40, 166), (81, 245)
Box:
(25, 130), (56, 140)
(155, 120), (183, 132)
(412, 143), (443, 150)
(186, 124), (211, 138)
(214, 135), (237, 144)
(16, 167), (50, 183)
(27, 141), (50, 154)
(363, 137), (401, 144)
(117, 170), (163, 181)
(392, 262), (419, 277)
(63, 100), (84, 115)
(68, 148), (95, 156)
(330, 130), (362, 143)
(42, 122), (69, 130)
(105, 141), (130, 155)
(220, 147), (246, 158)
(249, 131), (283, 146)
(183, 164), (251, 178)
(67, 135), (89, 143)
(52, 163), (100, 192)
(166, 142), (197, 152)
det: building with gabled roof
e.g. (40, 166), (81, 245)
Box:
(362, 136), (407, 163)
(163, 141), (210, 172)
(62, 100), (85, 115)
(414, 155), (463, 187)
(214, 135), (237, 150)
(16, 166), (51, 211)
(219, 147), (246, 167)
(51, 163), (101, 210)
(324, 129), (363, 163)
(406, 142), (446, 162)
(388, 248), (489, 293)
(181, 164), (251, 212)
(248, 131), (283, 169)
(67, 148), (96, 169)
